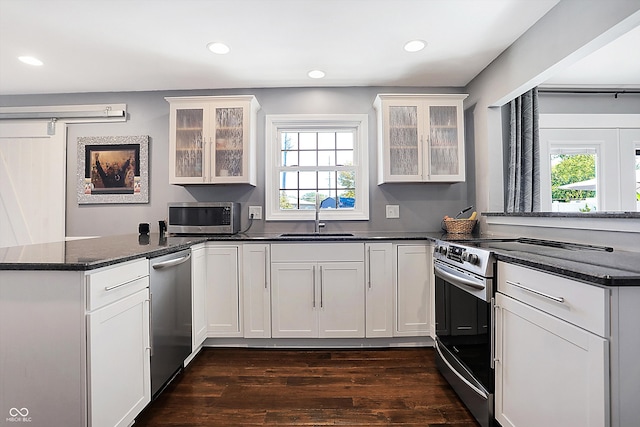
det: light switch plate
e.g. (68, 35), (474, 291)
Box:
(386, 205), (400, 219)
(248, 206), (262, 220)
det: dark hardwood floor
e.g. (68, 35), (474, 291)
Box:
(134, 347), (480, 426)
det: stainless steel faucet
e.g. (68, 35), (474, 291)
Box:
(315, 194), (325, 233)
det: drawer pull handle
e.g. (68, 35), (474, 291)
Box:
(104, 277), (143, 291)
(506, 280), (565, 303)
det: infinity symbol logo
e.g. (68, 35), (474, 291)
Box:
(9, 407), (29, 417)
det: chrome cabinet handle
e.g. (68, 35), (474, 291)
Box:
(320, 265), (324, 308)
(312, 265), (316, 308)
(104, 276), (144, 291)
(491, 297), (497, 368)
(506, 280), (565, 303)
(148, 293), (153, 357)
(367, 246), (372, 289)
(264, 248), (268, 289)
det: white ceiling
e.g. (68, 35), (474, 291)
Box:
(0, 0), (637, 96)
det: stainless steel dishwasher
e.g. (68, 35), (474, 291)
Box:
(149, 249), (192, 399)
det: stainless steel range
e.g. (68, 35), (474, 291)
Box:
(433, 239), (496, 427)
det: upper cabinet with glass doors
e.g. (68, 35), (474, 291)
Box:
(166, 95), (261, 185)
(374, 94), (467, 183)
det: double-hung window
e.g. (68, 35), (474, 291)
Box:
(265, 114), (369, 221)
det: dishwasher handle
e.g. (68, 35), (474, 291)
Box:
(152, 252), (191, 270)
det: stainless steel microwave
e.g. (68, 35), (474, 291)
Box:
(167, 202), (241, 234)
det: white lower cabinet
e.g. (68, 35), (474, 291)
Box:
(242, 243), (271, 338)
(395, 244), (430, 336)
(270, 243), (365, 338)
(191, 243), (207, 349)
(205, 244), (242, 336)
(495, 262), (609, 427)
(88, 289), (151, 427)
(86, 258), (151, 427)
(365, 242), (393, 337)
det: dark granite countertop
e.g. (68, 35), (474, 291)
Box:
(1, 231), (638, 286)
(0, 234), (208, 271)
(483, 211), (640, 219)
(482, 241), (640, 286)
(0, 232), (433, 271)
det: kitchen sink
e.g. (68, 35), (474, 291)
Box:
(279, 232), (355, 238)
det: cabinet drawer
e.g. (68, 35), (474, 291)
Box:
(498, 262), (609, 337)
(87, 258), (149, 310)
(271, 243), (364, 262)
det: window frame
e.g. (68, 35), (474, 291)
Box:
(265, 114), (369, 221)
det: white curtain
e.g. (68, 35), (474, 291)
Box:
(506, 88), (540, 212)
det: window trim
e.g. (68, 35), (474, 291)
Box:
(265, 114), (369, 221)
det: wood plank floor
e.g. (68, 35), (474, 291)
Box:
(134, 347), (480, 426)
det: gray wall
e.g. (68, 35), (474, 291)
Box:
(1, 86), (475, 237)
(538, 92), (640, 114)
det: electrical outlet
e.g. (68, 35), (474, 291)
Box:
(386, 205), (400, 219)
(248, 206), (262, 220)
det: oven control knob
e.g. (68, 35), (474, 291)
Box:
(463, 252), (479, 265)
(438, 246), (448, 255)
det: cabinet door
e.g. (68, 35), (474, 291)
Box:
(88, 288), (150, 427)
(211, 104), (251, 184)
(365, 243), (393, 337)
(495, 293), (609, 427)
(242, 244), (271, 338)
(318, 262), (365, 338)
(395, 244), (430, 336)
(191, 244), (207, 349)
(205, 245), (241, 336)
(169, 103), (208, 184)
(425, 101), (465, 182)
(271, 262), (317, 338)
(381, 101), (423, 182)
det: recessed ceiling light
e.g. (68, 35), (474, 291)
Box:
(207, 42), (230, 55)
(308, 70), (325, 79)
(404, 40), (426, 52)
(18, 56), (43, 66)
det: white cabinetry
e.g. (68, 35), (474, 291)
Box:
(365, 242), (393, 337)
(87, 259), (150, 427)
(395, 244), (430, 336)
(0, 259), (151, 427)
(191, 243), (207, 350)
(495, 262), (609, 427)
(242, 243), (271, 338)
(270, 243), (365, 338)
(374, 94), (467, 184)
(205, 244), (242, 336)
(166, 95), (260, 185)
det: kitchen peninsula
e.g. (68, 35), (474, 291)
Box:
(2, 233), (640, 427)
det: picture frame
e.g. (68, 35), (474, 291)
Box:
(77, 135), (149, 204)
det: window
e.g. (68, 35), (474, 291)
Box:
(550, 147), (598, 212)
(265, 115), (369, 221)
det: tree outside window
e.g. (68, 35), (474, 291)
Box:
(551, 152), (597, 212)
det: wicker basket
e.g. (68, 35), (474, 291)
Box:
(443, 219), (477, 234)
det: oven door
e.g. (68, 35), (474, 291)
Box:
(434, 259), (494, 427)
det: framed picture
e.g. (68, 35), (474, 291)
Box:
(77, 135), (149, 204)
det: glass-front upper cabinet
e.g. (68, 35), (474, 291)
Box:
(167, 96), (261, 185)
(374, 94), (467, 183)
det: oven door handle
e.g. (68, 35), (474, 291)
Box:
(434, 263), (485, 290)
